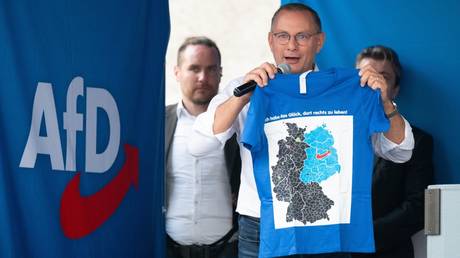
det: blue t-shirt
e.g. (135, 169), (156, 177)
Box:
(242, 68), (390, 257)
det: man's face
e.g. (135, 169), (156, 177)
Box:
(269, 10), (325, 74)
(357, 58), (399, 99)
(175, 45), (221, 106)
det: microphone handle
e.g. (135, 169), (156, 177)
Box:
(233, 67), (285, 97)
(233, 80), (257, 97)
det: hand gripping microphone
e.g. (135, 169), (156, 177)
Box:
(233, 63), (291, 97)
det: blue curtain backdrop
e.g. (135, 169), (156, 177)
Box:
(282, 0), (460, 184)
(0, 0), (169, 257)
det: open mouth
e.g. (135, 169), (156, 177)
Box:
(284, 56), (300, 63)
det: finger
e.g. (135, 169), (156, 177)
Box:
(243, 62), (277, 87)
(243, 70), (264, 87)
(367, 76), (381, 88)
(260, 62), (278, 79)
(369, 74), (386, 87)
(359, 70), (372, 87)
(358, 65), (377, 85)
(367, 78), (388, 96)
(255, 67), (270, 86)
(358, 64), (377, 76)
(253, 66), (271, 86)
(360, 68), (383, 87)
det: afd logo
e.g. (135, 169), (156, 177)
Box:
(19, 76), (139, 239)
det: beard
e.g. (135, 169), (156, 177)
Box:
(189, 87), (218, 106)
(191, 97), (212, 106)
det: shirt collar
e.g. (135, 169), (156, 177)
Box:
(176, 100), (194, 119)
(313, 63), (319, 71)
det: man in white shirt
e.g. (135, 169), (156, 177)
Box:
(165, 36), (240, 258)
(192, 3), (414, 258)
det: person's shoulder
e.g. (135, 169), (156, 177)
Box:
(165, 103), (178, 115)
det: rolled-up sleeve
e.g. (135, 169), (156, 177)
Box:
(372, 116), (415, 163)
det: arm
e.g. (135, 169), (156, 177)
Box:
(191, 62), (277, 155)
(372, 116), (414, 163)
(213, 94), (250, 134)
(189, 63), (267, 211)
(359, 65), (415, 162)
(373, 130), (434, 252)
(381, 100), (405, 144)
(213, 62), (278, 134)
(359, 65), (405, 144)
(190, 79), (242, 156)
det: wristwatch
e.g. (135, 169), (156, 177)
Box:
(385, 101), (398, 119)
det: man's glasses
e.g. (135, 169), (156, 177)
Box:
(271, 31), (320, 46)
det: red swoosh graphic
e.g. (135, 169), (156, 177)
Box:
(316, 150), (331, 159)
(60, 144), (139, 239)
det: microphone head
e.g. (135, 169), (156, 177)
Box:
(277, 63), (291, 74)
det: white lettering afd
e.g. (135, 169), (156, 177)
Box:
(19, 76), (120, 173)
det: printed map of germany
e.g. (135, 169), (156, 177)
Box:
(271, 122), (340, 224)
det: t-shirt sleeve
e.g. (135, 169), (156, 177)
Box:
(368, 90), (390, 136)
(241, 87), (266, 153)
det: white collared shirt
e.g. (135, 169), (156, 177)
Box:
(191, 73), (415, 219)
(165, 102), (233, 245)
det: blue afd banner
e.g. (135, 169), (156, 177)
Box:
(0, 1), (169, 257)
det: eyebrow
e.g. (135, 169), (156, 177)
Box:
(273, 30), (310, 34)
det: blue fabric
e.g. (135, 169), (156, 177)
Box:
(238, 215), (352, 258)
(283, 0), (460, 184)
(238, 215), (261, 258)
(0, 1), (169, 257)
(242, 68), (389, 257)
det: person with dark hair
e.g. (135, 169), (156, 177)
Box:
(353, 45), (434, 258)
(165, 36), (240, 258)
(193, 4), (414, 258)
(356, 45), (402, 89)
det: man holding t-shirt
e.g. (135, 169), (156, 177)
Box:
(192, 3), (414, 258)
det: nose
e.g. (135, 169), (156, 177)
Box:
(197, 70), (207, 82)
(287, 35), (298, 50)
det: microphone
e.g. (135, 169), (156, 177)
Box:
(233, 63), (291, 97)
